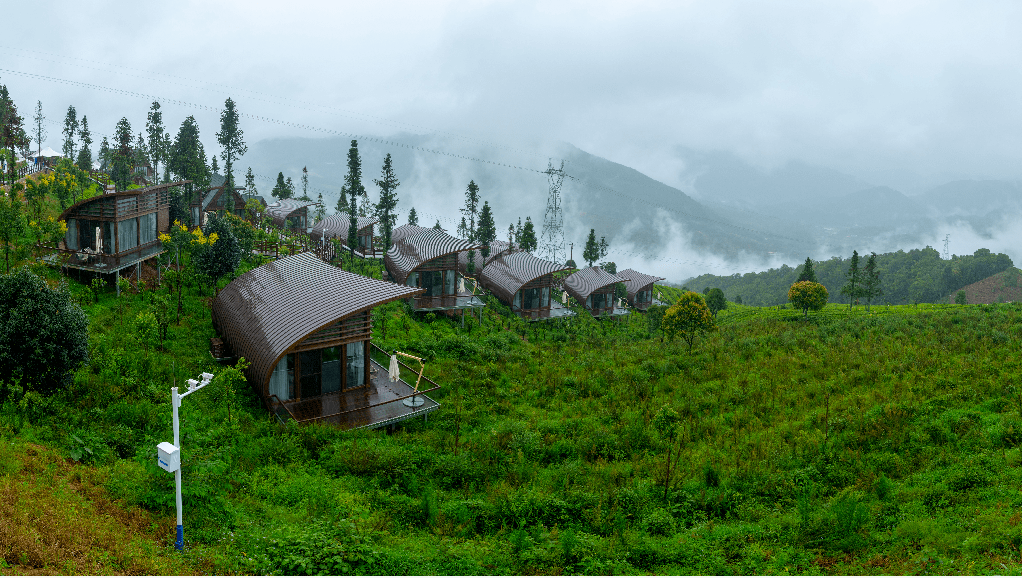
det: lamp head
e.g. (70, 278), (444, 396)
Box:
(186, 378), (199, 390)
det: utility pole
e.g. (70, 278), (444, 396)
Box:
(569, 242), (573, 263)
(540, 159), (566, 265)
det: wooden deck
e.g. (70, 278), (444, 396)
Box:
(269, 354), (440, 430)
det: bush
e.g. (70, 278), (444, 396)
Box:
(788, 281), (828, 318)
(0, 268), (89, 394)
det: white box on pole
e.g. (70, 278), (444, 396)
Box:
(157, 442), (180, 472)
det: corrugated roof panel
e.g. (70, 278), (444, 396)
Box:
(385, 225), (482, 285)
(618, 268), (666, 301)
(564, 266), (630, 301)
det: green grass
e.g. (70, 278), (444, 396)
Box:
(4, 234), (1022, 573)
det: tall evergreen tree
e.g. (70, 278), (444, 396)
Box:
(210, 154), (219, 175)
(335, 187), (347, 214)
(796, 257), (818, 283)
(476, 201), (497, 273)
(98, 136), (111, 172)
(285, 177), (295, 198)
(599, 236), (609, 260)
(372, 153), (400, 251)
(841, 250), (862, 308)
(582, 229), (600, 267)
(460, 180), (480, 241)
(347, 192), (358, 261)
(110, 118), (133, 191)
(61, 105), (78, 160)
(315, 190), (325, 223)
(457, 217), (469, 239)
(271, 172), (290, 199)
(407, 207), (418, 226)
(519, 217), (538, 253)
(244, 167), (256, 196)
(216, 97), (246, 191)
(340, 140), (365, 215)
(299, 166), (311, 201)
(32, 101), (45, 158)
(145, 101), (165, 182)
(433, 220), (443, 230)
(861, 252), (882, 312)
(168, 115), (210, 202)
(0, 86), (28, 184)
(76, 116), (92, 172)
(133, 133), (148, 179)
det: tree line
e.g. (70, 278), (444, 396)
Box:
(687, 246), (1013, 306)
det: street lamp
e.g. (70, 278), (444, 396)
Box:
(157, 371), (214, 552)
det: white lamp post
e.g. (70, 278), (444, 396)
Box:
(157, 371), (214, 552)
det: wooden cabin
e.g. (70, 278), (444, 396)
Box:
(265, 199), (319, 232)
(310, 213), (380, 258)
(189, 181), (246, 227)
(479, 251), (575, 320)
(211, 252), (439, 429)
(385, 224), (485, 312)
(56, 181), (190, 276)
(563, 266), (630, 317)
(619, 269), (666, 311)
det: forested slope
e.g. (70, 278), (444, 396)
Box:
(686, 247), (1012, 306)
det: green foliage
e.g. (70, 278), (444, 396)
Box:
(477, 201), (497, 265)
(956, 290), (967, 305)
(662, 291), (716, 352)
(796, 256), (817, 283)
(787, 280), (829, 318)
(193, 213), (242, 294)
(705, 287), (727, 316)
(133, 311), (159, 355)
(460, 180), (480, 241)
(216, 97), (246, 191)
(407, 207), (418, 226)
(840, 249), (862, 308)
(0, 267), (88, 394)
(168, 115), (210, 202)
(373, 153), (400, 252)
(0, 191), (25, 273)
(110, 117), (133, 191)
(582, 229), (599, 267)
(519, 217), (538, 253)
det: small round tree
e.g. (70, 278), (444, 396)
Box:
(705, 287), (727, 317)
(0, 268), (89, 395)
(193, 213), (241, 296)
(662, 291), (716, 352)
(788, 280), (829, 318)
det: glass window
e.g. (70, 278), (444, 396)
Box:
(542, 287), (550, 308)
(514, 290), (521, 310)
(422, 270), (444, 297)
(139, 212), (158, 245)
(524, 287), (541, 310)
(406, 271), (419, 288)
(65, 219), (78, 250)
(445, 270), (455, 295)
(322, 346), (341, 393)
(586, 295), (592, 309)
(345, 342), (365, 390)
(300, 350), (322, 398)
(269, 353), (295, 401)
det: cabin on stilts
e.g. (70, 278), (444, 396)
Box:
(474, 250), (575, 321)
(311, 213), (381, 258)
(53, 180), (190, 288)
(189, 175), (246, 227)
(563, 266), (630, 317)
(211, 252), (440, 429)
(619, 269), (666, 311)
(385, 224), (485, 313)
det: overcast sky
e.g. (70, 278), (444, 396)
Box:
(5, 0), (1022, 194)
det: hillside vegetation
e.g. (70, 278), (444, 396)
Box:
(3, 254), (1022, 574)
(686, 246), (1012, 307)
(950, 268), (1022, 305)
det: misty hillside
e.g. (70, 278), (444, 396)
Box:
(242, 135), (807, 261)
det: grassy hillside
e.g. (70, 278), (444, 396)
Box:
(951, 268), (1022, 305)
(4, 254), (1022, 573)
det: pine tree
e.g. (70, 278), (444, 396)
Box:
(244, 167), (256, 196)
(300, 166), (311, 201)
(408, 207), (418, 226)
(476, 201), (497, 272)
(285, 177), (295, 198)
(861, 252), (882, 312)
(457, 217), (469, 239)
(599, 236), (609, 260)
(515, 217), (522, 242)
(508, 223), (514, 244)
(146, 101), (165, 182)
(0, 85), (28, 185)
(347, 192), (358, 261)
(98, 137), (111, 172)
(111, 117), (133, 191)
(210, 154), (219, 175)
(271, 172), (290, 199)
(519, 217), (538, 253)
(433, 220), (443, 230)
(373, 153), (400, 251)
(32, 101), (45, 158)
(582, 229), (600, 267)
(168, 115), (210, 202)
(796, 257), (818, 283)
(216, 97), (246, 191)
(340, 140), (366, 218)
(335, 186), (347, 214)
(76, 116), (92, 172)
(61, 105), (78, 160)
(841, 249), (862, 309)
(460, 180), (480, 242)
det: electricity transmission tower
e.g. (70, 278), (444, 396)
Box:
(943, 234), (950, 260)
(540, 160), (567, 264)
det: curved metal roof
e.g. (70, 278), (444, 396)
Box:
(212, 252), (422, 391)
(480, 252), (571, 304)
(310, 213), (378, 243)
(457, 239), (517, 275)
(264, 199), (319, 228)
(58, 180), (191, 222)
(385, 225), (482, 285)
(564, 266), (630, 301)
(618, 268), (666, 301)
